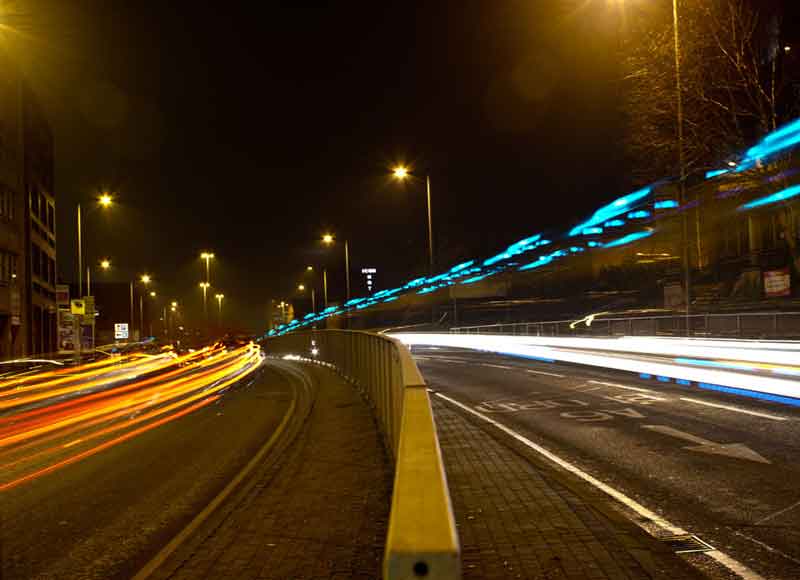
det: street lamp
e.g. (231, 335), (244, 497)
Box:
(200, 252), (215, 285)
(215, 293), (224, 326)
(77, 192), (114, 296)
(199, 282), (210, 323)
(321, 234), (350, 302)
(86, 257), (112, 296)
(298, 283), (316, 313)
(150, 291), (157, 298)
(392, 165), (435, 277)
(136, 274), (152, 340)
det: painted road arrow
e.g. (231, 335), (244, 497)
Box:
(641, 424), (771, 464)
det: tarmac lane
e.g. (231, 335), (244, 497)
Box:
(413, 346), (800, 580)
(1, 360), (298, 580)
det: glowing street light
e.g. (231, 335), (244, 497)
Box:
(320, 234), (351, 302)
(215, 293), (224, 325)
(100, 259), (111, 270)
(77, 191), (115, 296)
(297, 284), (305, 291)
(306, 265), (313, 272)
(200, 252), (215, 285)
(392, 165), (409, 180)
(199, 281), (210, 322)
(140, 274), (152, 285)
(171, 301), (178, 308)
(391, 165), (434, 277)
(149, 291), (157, 298)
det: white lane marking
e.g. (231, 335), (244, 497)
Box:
(588, 380), (656, 394)
(755, 498), (800, 525)
(435, 391), (765, 580)
(481, 363), (514, 370)
(679, 397), (788, 422)
(526, 369), (566, 378)
(733, 530), (800, 566)
(641, 425), (771, 464)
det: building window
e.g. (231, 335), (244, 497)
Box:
(39, 193), (47, 223)
(0, 184), (13, 221)
(0, 251), (18, 284)
(32, 244), (41, 277)
(47, 203), (54, 233)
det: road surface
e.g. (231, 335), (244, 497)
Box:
(413, 345), (800, 580)
(1, 354), (295, 580)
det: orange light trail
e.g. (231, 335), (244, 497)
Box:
(0, 343), (263, 492)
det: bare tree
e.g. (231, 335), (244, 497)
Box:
(621, 0), (791, 186)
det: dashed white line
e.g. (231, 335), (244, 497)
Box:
(481, 363), (514, 370)
(587, 380), (656, 394)
(435, 391), (765, 580)
(679, 397), (788, 421)
(526, 369), (566, 378)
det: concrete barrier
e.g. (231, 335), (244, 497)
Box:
(262, 330), (460, 580)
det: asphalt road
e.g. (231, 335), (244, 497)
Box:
(413, 346), (800, 580)
(1, 363), (295, 580)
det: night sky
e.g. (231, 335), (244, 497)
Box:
(11, 1), (625, 331)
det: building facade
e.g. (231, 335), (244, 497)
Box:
(0, 53), (57, 357)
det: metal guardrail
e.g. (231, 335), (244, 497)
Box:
(262, 330), (460, 580)
(450, 311), (800, 339)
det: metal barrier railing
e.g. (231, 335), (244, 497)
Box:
(263, 330), (460, 580)
(450, 311), (800, 339)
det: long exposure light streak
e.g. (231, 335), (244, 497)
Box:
(0, 343), (263, 492)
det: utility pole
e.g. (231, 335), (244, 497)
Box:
(672, 0), (691, 335)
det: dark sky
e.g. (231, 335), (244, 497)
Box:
(11, 0), (626, 331)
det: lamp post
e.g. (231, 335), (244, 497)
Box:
(86, 258), (111, 297)
(298, 283), (315, 313)
(199, 282), (210, 325)
(200, 252), (215, 285)
(321, 234), (350, 302)
(215, 293), (224, 326)
(392, 166), (434, 276)
(77, 193), (113, 297)
(138, 274), (151, 340)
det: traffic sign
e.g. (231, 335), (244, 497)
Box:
(114, 323), (129, 340)
(71, 299), (86, 315)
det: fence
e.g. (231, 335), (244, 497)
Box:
(262, 330), (460, 580)
(450, 311), (800, 339)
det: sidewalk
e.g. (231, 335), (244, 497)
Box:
(149, 362), (392, 580)
(431, 397), (704, 580)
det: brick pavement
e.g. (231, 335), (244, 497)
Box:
(151, 363), (392, 580)
(432, 397), (704, 580)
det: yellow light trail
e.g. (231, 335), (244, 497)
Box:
(0, 343), (264, 492)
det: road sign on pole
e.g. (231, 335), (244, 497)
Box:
(114, 323), (130, 340)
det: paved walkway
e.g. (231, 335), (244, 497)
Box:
(432, 397), (703, 580)
(151, 362), (392, 580)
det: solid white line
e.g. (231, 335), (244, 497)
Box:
(526, 369), (566, 378)
(755, 498), (800, 525)
(435, 391), (765, 580)
(587, 380), (656, 394)
(679, 397), (788, 421)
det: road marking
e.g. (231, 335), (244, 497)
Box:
(641, 425), (770, 464)
(679, 397), (788, 421)
(435, 391), (765, 580)
(526, 369), (565, 378)
(482, 363), (514, 370)
(733, 530), (800, 567)
(588, 380), (656, 394)
(755, 498), (800, 525)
